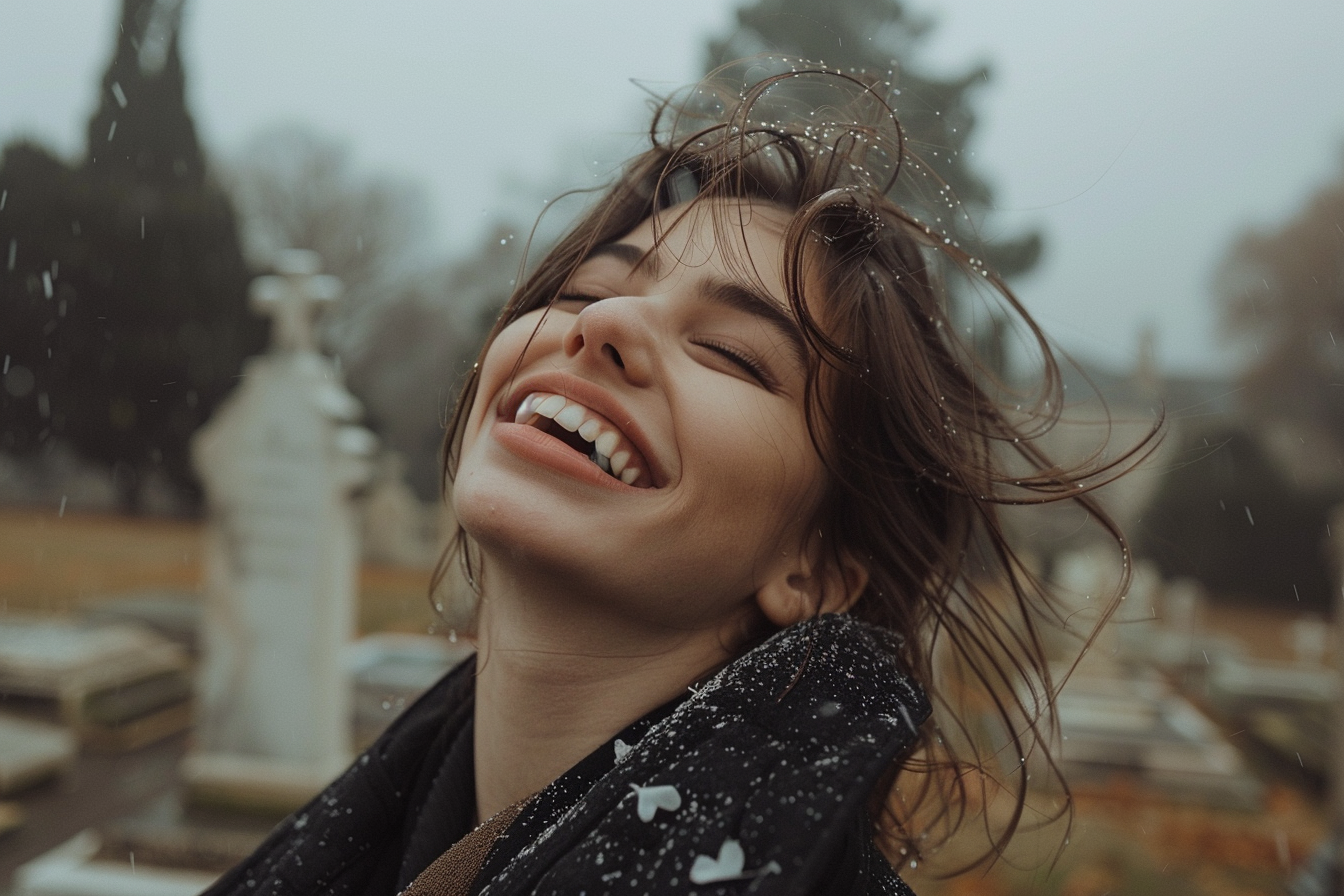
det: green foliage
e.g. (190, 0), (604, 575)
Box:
(0, 0), (262, 512)
(1135, 425), (1333, 611)
(705, 0), (1041, 279)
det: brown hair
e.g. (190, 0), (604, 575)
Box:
(436, 61), (1156, 870)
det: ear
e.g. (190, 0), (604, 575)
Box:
(754, 535), (869, 628)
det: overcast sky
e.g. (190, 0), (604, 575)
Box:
(3, 1), (1342, 377)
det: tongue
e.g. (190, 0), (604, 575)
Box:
(526, 416), (619, 480)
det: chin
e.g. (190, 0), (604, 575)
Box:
(454, 469), (597, 580)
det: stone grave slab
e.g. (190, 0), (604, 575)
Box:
(0, 714), (75, 795)
(1044, 664), (1262, 808)
(79, 589), (202, 655)
(0, 617), (191, 748)
(350, 632), (472, 747)
(14, 830), (217, 896)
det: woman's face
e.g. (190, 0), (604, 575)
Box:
(453, 199), (834, 632)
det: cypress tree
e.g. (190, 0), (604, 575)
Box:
(0, 0), (263, 512)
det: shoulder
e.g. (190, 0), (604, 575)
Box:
(810, 814), (918, 896)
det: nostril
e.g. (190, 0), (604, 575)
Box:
(603, 344), (625, 369)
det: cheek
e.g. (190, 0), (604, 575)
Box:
(477, 321), (534, 385)
(684, 394), (826, 543)
(466, 314), (557, 420)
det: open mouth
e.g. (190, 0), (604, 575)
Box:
(513, 392), (653, 488)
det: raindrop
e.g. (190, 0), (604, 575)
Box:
(111, 81), (128, 108)
(107, 120), (117, 141)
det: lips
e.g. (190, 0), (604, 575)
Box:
(513, 392), (651, 486)
(496, 375), (663, 489)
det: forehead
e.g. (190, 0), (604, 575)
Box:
(618, 198), (794, 293)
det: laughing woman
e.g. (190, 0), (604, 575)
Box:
(205, 64), (1144, 896)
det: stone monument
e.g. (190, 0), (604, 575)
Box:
(362, 451), (436, 568)
(182, 250), (376, 813)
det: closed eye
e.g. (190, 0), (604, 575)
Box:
(694, 339), (776, 390)
(553, 292), (778, 391)
(553, 292), (604, 310)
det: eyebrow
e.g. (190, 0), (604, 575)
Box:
(581, 242), (809, 370)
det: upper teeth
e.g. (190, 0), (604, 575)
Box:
(514, 392), (644, 486)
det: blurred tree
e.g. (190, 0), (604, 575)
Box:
(222, 126), (430, 359)
(0, 0), (262, 513)
(346, 223), (524, 499)
(1216, 151), (1344, 451)
(1136, 424), (1333, 611)
(85, 0), (202, 185)
(705, 0), (1042, 282)
(222, 124), (524, 498)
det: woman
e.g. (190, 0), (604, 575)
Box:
(206, 63), (1142, 896)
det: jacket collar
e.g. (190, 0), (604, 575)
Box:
(481, 613), (930, 895)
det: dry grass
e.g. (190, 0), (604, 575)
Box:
(0, 507), (438, 634)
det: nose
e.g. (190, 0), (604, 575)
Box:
(561, 297), (658, 386)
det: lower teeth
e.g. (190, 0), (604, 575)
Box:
(590, 451), (612, 474)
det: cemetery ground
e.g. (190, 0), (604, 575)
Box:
(0, 508), (436, 634)
(0, 506), (1333, 895)
(0, 505), (440, 893)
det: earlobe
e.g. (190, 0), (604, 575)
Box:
(754, 575), (810, 629)
(754, 548), (869, 628)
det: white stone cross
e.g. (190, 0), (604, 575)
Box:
(249, 249), (342, 354)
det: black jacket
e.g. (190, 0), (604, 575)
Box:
(204, 614), (929, 895)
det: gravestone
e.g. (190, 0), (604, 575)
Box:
(183, 250), (376, 812)
(362, 451), (436, 568)
(348, 633), (471, 749)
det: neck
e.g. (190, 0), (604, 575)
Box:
(470, 562), (747, 821)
